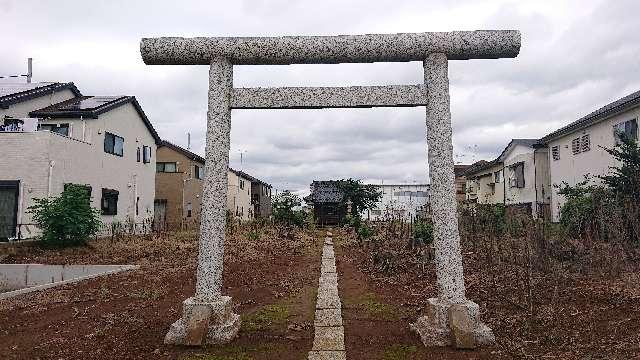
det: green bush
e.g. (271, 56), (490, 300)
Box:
(356, 223), (375, 240)
(272, 191), (306, 228)
(28, 184), (102, 247)
(413, 221), (433, 245)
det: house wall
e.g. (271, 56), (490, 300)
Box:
(251, 183), (272, 218)
(503, 145), (537, 205)
(155, 146), (204, 227)
(466, 163), (504, 204)
(227, 171), (253, 221)
(548, 105), (640, 221)
(365, 184), (430, 221)
(0, 89), (76, 119)
(0, 102), (157, 238)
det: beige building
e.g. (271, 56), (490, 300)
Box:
(154, 141), (267, 226)
(464, 139), (550, 218)
(227, 169), (254, 221)
(154, 141), (205, 229)
(0, 82), (160, 239)
(542, 90), (639, 222)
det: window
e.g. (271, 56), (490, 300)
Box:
(509, 163), (525, 188)
(552, 145), (560, 161)
(186, 202), (192, 217)
(239, 179), (245, 190)
(136, 147), (141, 162)
(104, 132), (124, 156)
(571, 137), (581, 155)
(136, 196), (140, 216)
(613, 118), (638, 145)
(581, 134), (590, 152)
(39, 123), (69, 136)
(194, 165), (203, 179)
(156, 162), (177, 172)
(101, 188), (119, 215)
(143, 146), (151, 163)
(494, 170), (502, 183)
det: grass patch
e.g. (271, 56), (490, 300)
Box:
(382, 344), (417, 360)
(183, 343), (286, 360)
(241, 304), (290, 332)
(349, 292), (398, 321)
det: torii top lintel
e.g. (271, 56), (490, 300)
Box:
(140, 30), (520, 65)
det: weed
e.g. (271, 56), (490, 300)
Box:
(382, 344), (417, 360)
(241, 304), (289, 331)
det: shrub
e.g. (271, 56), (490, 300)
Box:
(357, 223), (375, 240)
(272, 191), (306, 228)
(28, 184), (102, 247)
(413, 221), (433, 245)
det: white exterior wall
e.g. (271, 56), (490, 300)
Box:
(364, 184), (430, 221)
(226, 171), (253, 221)
(0, 102), (157, 238)
(503, 145), (537, 205)
(0, 89), (76, 119)
(465, 163), (504, 204)
(548, 105), (640, 221)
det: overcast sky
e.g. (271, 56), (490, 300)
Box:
(2, 0), (639, 195)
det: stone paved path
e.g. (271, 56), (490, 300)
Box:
(308, 231), (346, 360)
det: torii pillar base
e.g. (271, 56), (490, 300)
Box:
(165, 296), (240, 346)
(411, 298), (494, 349)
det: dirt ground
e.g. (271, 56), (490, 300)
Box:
(1, 227), (640, 359)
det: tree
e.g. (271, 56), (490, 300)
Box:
(599, 136), (640, 202)
(272, 191), (306, 227)
(28, 184), (102, 247)
(336, 178), (382, 218)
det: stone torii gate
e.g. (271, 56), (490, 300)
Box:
(140, 30), (520, 348)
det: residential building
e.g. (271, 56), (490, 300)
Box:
(364, 183), (430, 221)
(541, 89), (640, 222)
(454, 164), (471, 202)
(227, 168), (254, 221)
(304, 181), (345, 226)
(154, 141), (205, 229)
(0, 83), (160, 240)
(234, 171), (272, 218)
(463, 139), (550, 218)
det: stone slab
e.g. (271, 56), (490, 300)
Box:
(322, 246), (335, 259)
(312, 326), (345, 351)
(317, 287), (341, 309)
(321, 259), (336, 274)
(308, 351), (346, 360)
(315, 308), (342, 327)
(184, 305), (211, 345)
(319, 273), (338, 287)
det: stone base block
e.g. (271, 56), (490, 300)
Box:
(165, 296), (240, 346)
(410, 298), (494, 349)
(312, 326), (345, 351)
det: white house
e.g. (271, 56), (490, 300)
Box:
(542, 90), (639, 222)
(227, 168), (254, 221)
(464, 139), (550, 218)
(364, 183), (430, 221)
(0, 82), (160, 240)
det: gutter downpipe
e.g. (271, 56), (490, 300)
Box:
(47, 160), (55, 197)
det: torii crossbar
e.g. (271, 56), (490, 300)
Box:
(140, 30), (521, 349)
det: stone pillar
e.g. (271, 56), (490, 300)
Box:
(165, 57), (240, 346)
(410, 53), (494, 349)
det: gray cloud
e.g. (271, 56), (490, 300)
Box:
(2, 0), (639, 194)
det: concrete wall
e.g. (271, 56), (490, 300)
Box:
(548, 105), (640, 221)
(0, 89), (76, 119)
(0, 102), (157, 238)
